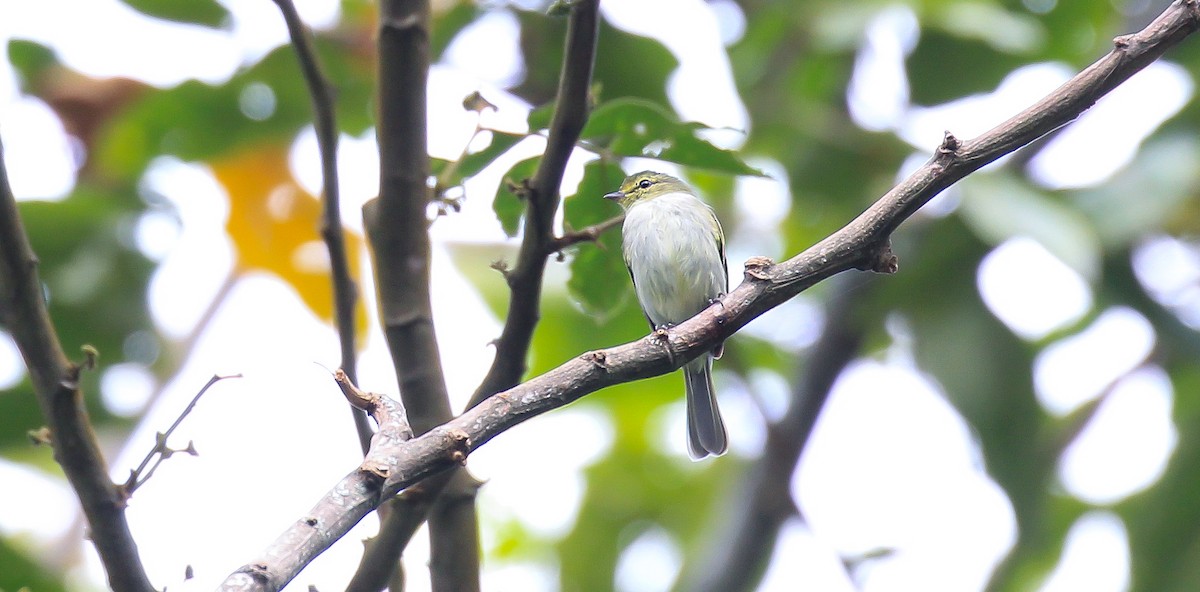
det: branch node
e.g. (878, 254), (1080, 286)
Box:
(585, 350), (609, 369)
(304, 516), (319, 527)
(365, 463), (390, 479)
(938, 131), (960, 154)
(490, 260), (511, 279)
(1114, 34), (1133, 49)
(743, 256), (774, 280)
(445, 428), (471, 464)
(866, 241), (899, 274)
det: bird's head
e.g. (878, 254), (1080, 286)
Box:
(603, 171), (691, 208)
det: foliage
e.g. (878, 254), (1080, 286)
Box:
(4, 0), (1200, 591)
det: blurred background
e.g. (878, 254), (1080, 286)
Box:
(3, 0), (1200, 590)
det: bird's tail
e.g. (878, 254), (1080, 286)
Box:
(684, 357), (727, 460)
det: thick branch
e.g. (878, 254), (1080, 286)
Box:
(0, 142), (154, 591)
(218, 2), (1200, 589)
(365, 0), (481, 590)
(271, 0), (371, 454)
(469, 0), (600, 407)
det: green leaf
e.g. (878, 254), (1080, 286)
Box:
(118, 0), (229, 28)
(582, 98), (763, 176)
(514, 10), (677, 107)
(563, 160), (628, 319)
(6, 40), (57, 87)
(97, 38), (374, 179)
(494, 157), (539, 237)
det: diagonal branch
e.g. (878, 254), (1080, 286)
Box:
(270, 0), (372, 453)
(218, 1), (1200, 589)
(0, 142), (155, 591)
(468, 0), (601, 408)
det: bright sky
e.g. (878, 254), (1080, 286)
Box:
(0, 1), (1191, 591)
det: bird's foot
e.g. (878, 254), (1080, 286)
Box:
(652, 323), (675, 366)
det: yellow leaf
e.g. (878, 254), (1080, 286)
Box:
(211, 145), (368, 344)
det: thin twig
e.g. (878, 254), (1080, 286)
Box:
(270, 0), (372, 454)
(547, 214), (624, 254)
(218, 2), (1200, 590)
(120, 373), (241, 495)
(468, 0), (601, 409)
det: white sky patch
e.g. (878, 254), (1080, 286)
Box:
(140, 158), (236, 339)
(442, 9), (525, 88)
(707, 0), (747, 46)
(730, 158), (790, 264)
(1034, 307), (1156, 416)
(288, 126), (379, 235)
(1131, 235), (1200, 329)
(134, 210), (182, 262)
(5, 0), (242, 86)
(1059, 366), (1177, 505)
(100, 362), (158, 417)
(1030, 62), (1193, 189)
(977, 237), (1092, 340)
(847, 5), (917, 131)
(0, 459), (77, 540)
(759, 520), (857, 591)
(0, 331), (25, 389)
(797, 361), (1016, 590)
(614, 526), (683, 592)
(1, 97), (77, 200)
(1133, 235), (1200, 306)
(901, 62), (1073, 151)
(471, 407), (612, 539)
(1038, 512), (1130, 592)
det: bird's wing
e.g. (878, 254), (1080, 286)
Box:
(712, 208), (729, 294)
(624, 261), (658, 331)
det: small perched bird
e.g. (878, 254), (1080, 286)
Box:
(605, 171), (728, 459)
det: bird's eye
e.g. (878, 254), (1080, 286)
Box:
(638, 179), (652, 189)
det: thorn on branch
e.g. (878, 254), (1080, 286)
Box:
(490, 260), (511, 279)
(27, 426), (52, 446)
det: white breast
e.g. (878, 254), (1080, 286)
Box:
(622, 192), (726, 326)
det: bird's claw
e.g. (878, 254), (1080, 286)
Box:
(652, 324), (675, 366)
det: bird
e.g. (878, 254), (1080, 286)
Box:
(604, 170), (728, 459)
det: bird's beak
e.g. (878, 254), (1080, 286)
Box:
(603, 190), (625, 201)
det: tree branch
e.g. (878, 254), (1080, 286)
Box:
(468, 0), (601, 408)
(547, 213), (624, 254)
(218, 1), (1200, 589)
(0, 142), (155, 591)
(365, 0), (481, 589)
(270, 0), (372, 454)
